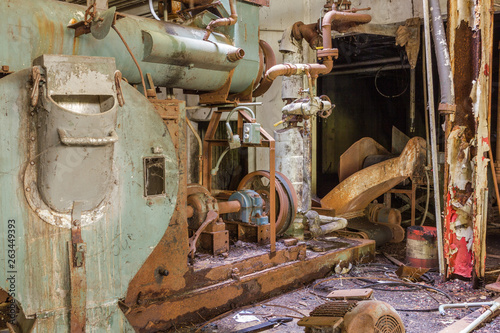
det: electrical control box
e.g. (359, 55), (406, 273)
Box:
(243, 122), (261, 144)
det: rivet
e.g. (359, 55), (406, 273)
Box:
(175, 144), (179, 148)
(31, 137), (35, 141)
(26, 187), (31, 192)
(176, 206), (180, 211)
(30, 161), (35, 165)
(175, 132), (178, 136)
(174, 119), (178, 124)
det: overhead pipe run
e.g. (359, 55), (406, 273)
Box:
(259, 5), (371, 87)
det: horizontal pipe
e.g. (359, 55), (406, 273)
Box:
(142, 30), (242, 71)
(461, 302), (500, 333)
(261, 58), (333, 88)
(218, 200), (241, 215)
(439, 302), (495, 316)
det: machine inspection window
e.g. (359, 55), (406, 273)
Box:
(144, 156), (166, 197)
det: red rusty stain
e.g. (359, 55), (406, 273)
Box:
(482, 136), (490, 145)
(484, 63), (490, 76)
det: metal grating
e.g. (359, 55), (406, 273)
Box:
(374, 315), (404, 333)
(310, 300), (358, 317)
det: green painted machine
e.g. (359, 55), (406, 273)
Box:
(0, 1), (375, 332)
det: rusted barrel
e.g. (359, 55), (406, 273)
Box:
(406, 226), (438, 268)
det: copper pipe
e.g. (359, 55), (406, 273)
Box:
(292, 21), (321, 49)
(218, 200), (241, 214)
(320, 5), (371, 57)
(260, 58), (334, 88)
(187, 200), (241, 219)
(203, 0), (237, 40)
(227, 48), (245, 62)
(252, 40), (277, 97)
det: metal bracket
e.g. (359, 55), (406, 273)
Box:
(69, 201), (87, 333)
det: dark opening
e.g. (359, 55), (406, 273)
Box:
(144, 157), (166, 197)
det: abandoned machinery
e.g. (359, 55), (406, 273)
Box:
(0, 0), (423, 331)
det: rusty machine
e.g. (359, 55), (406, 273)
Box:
(0, 0), (421, 332)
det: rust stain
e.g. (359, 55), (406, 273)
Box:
(452, 21), (475, 136)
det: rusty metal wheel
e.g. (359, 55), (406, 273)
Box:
(238, 171), (290, 235)
(275, 171), (298, 228)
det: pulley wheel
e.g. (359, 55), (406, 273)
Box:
(238, 171), (291, 235)
(275, 171), (298, 228)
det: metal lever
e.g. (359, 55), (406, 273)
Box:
(188, 210), (218, 260)
(58, 129), (118, 146)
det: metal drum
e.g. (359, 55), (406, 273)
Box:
(406, 226), (439, 268)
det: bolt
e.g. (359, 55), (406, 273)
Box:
(158, 268), (169, 276)
(26, 187), (31, 192)
(175, 132), (178, 137)
(30, 161), (35, 165)
(174, 119), (178, 124)
(147, 200), (153, 206)
(2, 65), (9, 72)
(31, 137), (35, 141)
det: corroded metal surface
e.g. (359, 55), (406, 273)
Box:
(321, 137), (426, 215)
(125, 239), (375, 331)
(0, 68), (178, 331)
(338, 137), (390, 183)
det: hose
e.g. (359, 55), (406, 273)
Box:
(149, 0), (161, 21)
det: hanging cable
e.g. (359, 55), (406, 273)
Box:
(112, 25), (147, 96)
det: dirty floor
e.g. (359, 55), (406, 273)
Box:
(171, 232), (500, 333)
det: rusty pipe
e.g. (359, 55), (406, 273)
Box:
(227, 48), (245, 62)
(218, 200), (242, 214)
(260, 58), (334, 88)
(203, 0), (237, 41)
(187, 200), (241, 219)
(320, 5), (371, 57)
(292, 21), (321, 49)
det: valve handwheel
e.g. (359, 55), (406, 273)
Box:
(318, 95), (333, 119)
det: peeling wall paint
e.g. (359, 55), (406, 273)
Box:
(446, 0), (492, 280)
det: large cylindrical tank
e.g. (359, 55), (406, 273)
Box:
(0, 0), (260, 93)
